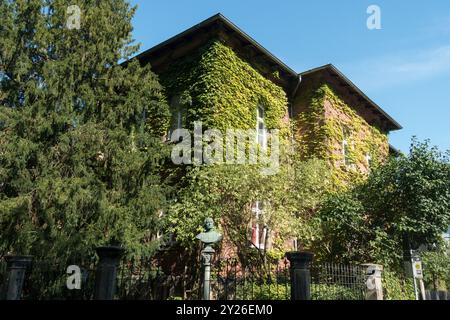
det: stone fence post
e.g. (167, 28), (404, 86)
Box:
(94, 246), (125, 300)
(362, 264), (384, 300)
(2, 256), (33, 300)
(286, 252), (314, 300)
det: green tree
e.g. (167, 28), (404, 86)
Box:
(0, 0), (171, 261)
(422, 244), (450, 290)
(312, 191), (369, 263)
(362, 139), (450, 253)
(166, 148), (331, 264)
(313, 139), (450, 270)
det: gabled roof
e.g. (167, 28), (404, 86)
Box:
(131, 14), (402, 133)
(300, 64), (402, 131)
(389, 144), (402, 157)
(133, 13), (299, 91)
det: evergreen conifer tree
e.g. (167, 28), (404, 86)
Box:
(0, 0), (171, 261)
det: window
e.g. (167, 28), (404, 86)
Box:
(175, 110), (182, 130)
(169, 96), (184, 139)
(170, 96), (183, 131)
(365, 153), (372, 170)
(342, 127), (352, 167)
(256, 106), (267, 150)
(292, 238), (299, 251)
(251, 201), (268, 250)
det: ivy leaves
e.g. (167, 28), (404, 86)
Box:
(160, 40), (289, 134)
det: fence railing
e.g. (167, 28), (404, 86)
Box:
(116, 258), (194, 300)
(209, 259), (291, 300)
(0, 249), (377, 301)
(22, 259), (96, 300)
(311, 263), (366, 300)
(0, 260), (6, 297)
(425, 290), (450, 300)
(114, 258), (291, 300)
(115, 257), (371, 301)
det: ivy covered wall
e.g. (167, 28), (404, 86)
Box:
(159, 39), (289, 134)
(158, 38), (389, 189)
(151, 34), (393, 260)
(294, 82), (389, 188)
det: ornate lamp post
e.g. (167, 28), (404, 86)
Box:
(196, 218), (222, 300)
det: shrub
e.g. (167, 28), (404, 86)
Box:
(213, 278), (290, 300)
(422, 246), (450, 290)
(383, 270), (415, 300)
(311, 284), (362, 300)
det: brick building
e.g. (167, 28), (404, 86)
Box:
(132, 14), (402, 258)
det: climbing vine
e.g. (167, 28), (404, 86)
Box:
(159, 39), (331, 259)
(159, 38), (391, 260)
(160, 39), (289, 135)
(295, 84), (388, 189)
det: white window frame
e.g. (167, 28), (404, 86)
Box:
(342, 127), (351, 167)
(251, 201), (267, 250)
(155, 210), (177, 250)
(365, 153), (372, 170)
(256, 106), (267, 150)
(342, 139), (349, 165)
(156, 210), (164, 240)
(176, 109), (182, 131)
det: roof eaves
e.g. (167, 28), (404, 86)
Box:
(216, 14), (298, 78)
(389, 144), (403, 156)
(133, 13), (223, 62)
(300, 64), (402, 131)
(131, 13), (298, 79)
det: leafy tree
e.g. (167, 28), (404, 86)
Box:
(166, 150), (331, 264)
(361, 139), (450, 252)
(0, 0), (171, 261)
(382, 270), (415, 300)
(312, 191), (369, 262)
(312, 139), (450, 270)
(422, 244), (450, 290)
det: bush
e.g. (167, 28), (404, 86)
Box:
(242, 282), (290, 300)
(311, 284), (362, 300)
(422, 246), (450, 290)
(383, 270), (415, 300)
(214, 278), (290, 300)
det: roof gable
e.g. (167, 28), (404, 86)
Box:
(133, 13), (299, 93)
(299, 64), (402, 132)
(130, 14), (401, 133)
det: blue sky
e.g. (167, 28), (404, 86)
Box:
(129, 0), (450, 153)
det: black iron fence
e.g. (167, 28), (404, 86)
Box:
(0, 260), (6, 296)
(209, 259), (291, 300)
(0, 249), (373, 301)
(114, 258), (291, 300)
(116, 258), (194, 300)
(425, 290), (450, 300)
(22, 259), (96, 300)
